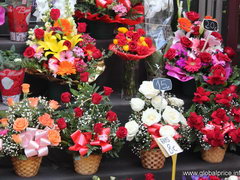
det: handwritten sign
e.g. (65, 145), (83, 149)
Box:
(153, 78), (172, 91)
(156, 136), (183, 158)
(203, 19), (218, 31)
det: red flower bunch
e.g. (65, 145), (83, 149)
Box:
(109, 27), (155, 61)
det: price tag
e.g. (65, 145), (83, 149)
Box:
(203, 19), (218, 31)
(155, 136), (183, 158)
(153, 78), (172, 91)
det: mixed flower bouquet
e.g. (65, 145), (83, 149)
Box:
(75, 0), (144, 25)
(57, 83), (126, 158)
(125, 80), (191, 154)
(23, 6), (108, 85)
(1, 84), (61, 158)
(164, 10), (235, 84)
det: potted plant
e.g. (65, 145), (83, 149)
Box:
(0, 46), (25, 104)
(56, 83), (126, 175)
(1, 84), (61, 177)
(125, 80), (191, 169)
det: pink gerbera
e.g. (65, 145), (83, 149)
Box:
(59, 50), (75, 63)
(184, 57), (202, 72)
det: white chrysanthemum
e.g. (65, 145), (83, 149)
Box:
(130, 98), (145, 112)
(151, 96), (168, 111)
(141, 108), (161, 126)
(162, 106), (181, 125)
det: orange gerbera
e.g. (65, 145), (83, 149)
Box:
(57, 61), (76, 76)
(28, 97), (39, 108)
(38, 113), (54, 127)
(54, 19), (73, 36)
(178, 17), (192, 32)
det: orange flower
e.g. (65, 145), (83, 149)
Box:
(0, 118), (8, 127)
(47, 129), (61, 146)
(22, 83), (30, 94)
(54, 19), (73, 36)
(7, 98), (15, 106)
(12, 134), (22, 144)
(38, 113), (54, 127)
(204, 16), (217, 21)
(57, 61), (76, 76)
(28, 97), (39, 108)
(49, 100), (60, 110)
(13, 118), (29, 131)
(178, 17), (192, 32)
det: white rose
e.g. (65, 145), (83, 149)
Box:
(162, 106), (181, 125)
(159, 125), (177, 137)
(125, 121), (139, 141)
(138, 81), (159, 99)
(227, 176), (238, 180)
(179, 113), (187, 125)
(168, 97), (184, 107)
(141, 108), (161, 126)
(130, 98), (145, 112)
(151, 96), (168, 111)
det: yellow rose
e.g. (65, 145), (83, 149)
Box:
(113, 39), (118, 45)
(118, 27), (128, 34)
(123, 45), (129, 52)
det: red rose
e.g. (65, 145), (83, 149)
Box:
(116, 33), (125, 40)
(231, 107), (240, 122)
(207, 65), (226, 85)
(57, 118), (67, 129)
(164, 48), (176, 60)
(211, 108), (229, 125)
(77, 22), (87, 33)
(118, 38), (128, 46)
(137, 28), (145, 36)
(192, 26), (200, 36)
(92, 93), (102, 104)
(63, 40), (72, 50)
(145, 37), (153, 48)
(132, 32), (141, 41)
(74, 107), (84, 117)
(61, 92), (71, 103)
(198, 40), (209, 50)
(50, 26), (62, 33)
(106, 111), (117, 122)
(145, 173), (155, 180)
(224, 46), (236, 58)
(198, 52), (212, 63)
(229, 128), (240, 143)
(216, 52), (231, 62)
(193, 87), (211, 104)
(116, 127), (127, 139)
(180, 37), (193, 48)
(103, 86), (113, 96)
(126, 31), (134, 38)
(50, 9), (60, 20)
(211, 32), (222, 41)
(23, 47), (35, 58)
(186, 11), (200, 21)
(202, 127), (224, 147)
(80, 72), (89, 82)
(187, 112), (204, 130)
(137, 46), (149, 55)
(34, 28), (44, 39)
(94, 123), (103, 133)
(128, 41), (138, 51)
(214, 91), (232, 107)
(92, 49), (102, 59)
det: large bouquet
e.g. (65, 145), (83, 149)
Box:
(75, 0), (144, 25)
(164, 11), (235, 84)
(23, 6), (108, 85)
(57, 83), (126, 157)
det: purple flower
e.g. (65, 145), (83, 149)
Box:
(0, 129), (8, 136)
(0, 6), (5, 26)
(176, 58), (186, 68)
(171, 43), (187, 56)
(73, 47), (85, 57)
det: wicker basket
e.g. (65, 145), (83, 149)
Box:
(140, 149), (166, 170)
(73, 154), (102, 175)
(11, 156), (42, 177)
(201, 144), (228, 163)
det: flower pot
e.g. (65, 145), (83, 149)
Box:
(0, 69), (25, 104)
(140, 149), (165, 169)
(73, 154), (102, 175)
(11, 156), (42, 177)
(201, 144), (228, 163)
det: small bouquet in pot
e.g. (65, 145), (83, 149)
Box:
(125, 80), (191, 170)
(1, 84), (61, 177)
(57, 84), (126, 175)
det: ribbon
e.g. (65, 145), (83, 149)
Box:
(69, 130), (92, 156)
(90, 128), (112, 153)
(20, 128), (51, 158)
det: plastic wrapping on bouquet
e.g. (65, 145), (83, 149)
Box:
(7, 5), (32, 41)
(0, 69), (25, 104)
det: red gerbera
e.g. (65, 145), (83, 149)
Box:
(184, 57), (202, 72)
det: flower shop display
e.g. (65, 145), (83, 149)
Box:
(1, 84), (61, 177)
(6, 0), (32, 41)
(109, 27), (156, 98)
(0, 46), (25, 104)
(23, 2), (109, 86)
(56, 83), (126, 175)
(125, 80), (191, 169)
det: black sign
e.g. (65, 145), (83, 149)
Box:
(153, 78), (172, 91)
(203, 19), (218, 31)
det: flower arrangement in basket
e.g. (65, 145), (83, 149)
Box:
(124, 80), (191, 170)
(56, 83), (126, 175)
(23, 2), (109, 85)
(75, 0), (144, 25)
(109, 27), (156, 98)
(164, 10), (235, 84)
(1, 84), (61, 177)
